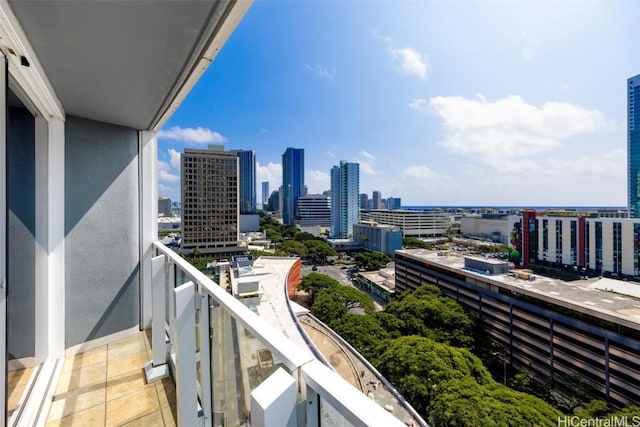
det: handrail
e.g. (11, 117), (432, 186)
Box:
(152, 240), (409, 427)
(153, 241), (315, 370)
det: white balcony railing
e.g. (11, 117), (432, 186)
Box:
(150, 241), (405, 427)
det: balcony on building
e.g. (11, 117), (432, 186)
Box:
(0, 1), (414, 426)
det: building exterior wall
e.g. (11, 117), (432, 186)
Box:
(65, 116), (140, 348)
(158, 196), (172, 217)
(460, 217), (508, 243)
(181, 146), (240, 251)
(235, 150), (256, 214)
(295, 195), (331, 228)
(282, 148), (304, 225)
(7, 106), (36, 359)
(353, 222), (402, 255)
(330, 161), (359, 238)
(629, 74), (640, 217)
(286, 258), (301, 299)
(395, 250), (640, 406)
(360, 209), (450, 237)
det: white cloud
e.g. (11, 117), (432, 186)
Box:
(376, 31), (429, 79)
(305, 63), (336, 80)
(158, 126), (227, 144)
(389, 46), (429, 79)
(307, 170), (330, 194)
(429, 94), (609, 168)
(168, 148), (181, 171)
(158, 160), (179, 183)
(327, 150), (336, 158)
(408, 98), (429, 114)
(357, 151), (376, 175)
(257, 161), (282, 188)
(158, 183), (173, 194)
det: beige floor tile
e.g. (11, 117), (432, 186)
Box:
(63, 346), (107, 372)
(155, 377), (176, 409)
(105, 386), (160, 427)
(107, 351), (148, 379)
(7, 384), (26, 412)
(44, 403), (105, 427)
(161, 405), (176, 427)
(46, 383), (105, 422)
(121, 410), (164, 427)
(106, 371), (153, 402)
(56, 362), (107, 394)
(108, 334), (146, 360)
(8, 367), (34, 388)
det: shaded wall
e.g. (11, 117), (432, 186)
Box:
(65, 116), (139, 347)
(7, 107), (36, 359)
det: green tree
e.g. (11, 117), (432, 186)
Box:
(385, 284), (475, 348)
(429, 377), (562, 426)
(303, 239), (337, 264)
(278, 240), (308, 257)
(354, 251), (391, 270)
(299, 272), (340, 304)
(329, 314), (390, 359)
(373, 336), (493, 415)
(293, 231), (317, 241)
(403, 237), (432, 249)
(311, 285), (375, 323)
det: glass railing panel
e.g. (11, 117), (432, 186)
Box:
(319, 397), (357, 427)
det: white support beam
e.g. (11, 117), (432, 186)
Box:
(34, 115), (65, 363)
(174, 281), (198, 427)
(0, 50), (7, 427)
(144, 254), (169, 383)
(139, 130), (157, 329)
(250, 368), (297, 427)
(198, 291), (212, 427)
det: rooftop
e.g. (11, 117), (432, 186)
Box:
(397, 249), (640, 331)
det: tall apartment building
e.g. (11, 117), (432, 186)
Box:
(360, 193), (369, 211)
(261, 181), (269, 210)
(181, 146), (244, 256)
(629, 74), (640, 218)
(233, 149), (256, 214)
(330, 161), (360, 238)
(295, 194), (331, 228)
(281, 147), (304, 225)
(386, 197), (402, 210)
(158, 196), (172, 217)
(267, 189), (279, 212)
(372, 190), (383, 209)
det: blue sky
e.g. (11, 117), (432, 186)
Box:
(157, 0), (640, 207)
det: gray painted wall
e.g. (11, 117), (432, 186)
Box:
(7, 107), (36, 359)
(65, 116), (139, 348)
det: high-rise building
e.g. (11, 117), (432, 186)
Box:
(372, 191), (383, 209)
(282, 147), (304, 225)
(267, 189), (280, 212)
(233, 149), (256, 214)
(295, 195), (331, 228)
(360, 193), (369, 211)
(629, 74), (640, 217)
(330, 161), (360, 238)
(261, 181), (269, 209)
(181, 146), (243, 256)
(386, 197), (402, 210)
(158, 196), (172, 217)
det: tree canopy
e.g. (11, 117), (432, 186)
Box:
(372, 335), (493, 415)
(354, 251), (391, 270)
(328, 314), (390, 359)
(429, 377), (562, 426)
(299, 272), (340, 305)
(278, 240), (308, 257)
(311, 284), (375, 324)
(385, 284), (475, 349)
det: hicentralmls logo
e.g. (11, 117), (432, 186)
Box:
(558, 416), (640, 427)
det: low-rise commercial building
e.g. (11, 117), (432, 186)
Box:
(395, 249), (640, 406)
(360, 209), (450, 237)
(353, 221), (402, 256)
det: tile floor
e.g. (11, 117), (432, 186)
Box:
(7, 366), (34, 419)
(42, 330), (176, 426)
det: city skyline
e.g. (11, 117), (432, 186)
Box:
(157, 1), (640, 206)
